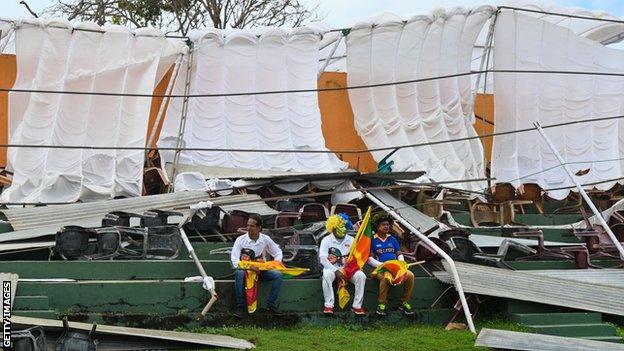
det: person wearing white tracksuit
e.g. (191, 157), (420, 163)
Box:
(318, 215), (366, 315)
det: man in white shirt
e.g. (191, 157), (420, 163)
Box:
(230, 214), (283, 315)
(319, 215), (366, 315)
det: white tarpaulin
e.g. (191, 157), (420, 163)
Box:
(491, 11), (624, 200)
(2, 19), (185, 203)
(158, 27), (348, 174)
(346, 7), (493, 191)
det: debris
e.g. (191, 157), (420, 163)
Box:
(13, 316), (255, 350)
(475, 328), (624, 351)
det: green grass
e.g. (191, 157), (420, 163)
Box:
(187, 316), (527, 350)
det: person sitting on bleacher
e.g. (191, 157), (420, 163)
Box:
(230, 214), (283, 316)
(368, 213), (415, 316)
(319, 214), (366, 315)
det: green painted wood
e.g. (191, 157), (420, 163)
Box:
(580, 336), (624, 344)
(505, 300), (572, 314)
(54, 308), (455, 329)
(510, 312), (602, 325)
(526, 323), (617, 337)
(0, 260), (235, 280)
(13, 310), (57, 319)
(13, 296), (50, 310)
(0, 259), (433, 279)
(17, 277), (449, 315)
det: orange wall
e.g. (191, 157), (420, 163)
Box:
(146, 67), (173, 147)
(474, 93), (494, 163)
(0, 55), (16, 167)
(318, 72), (377, 173)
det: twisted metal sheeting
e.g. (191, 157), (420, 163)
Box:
(527, 269), (624, 288)
(0, 192), (276, 243)
(476, 328), (624, 351)
(435, 262), (624, 316)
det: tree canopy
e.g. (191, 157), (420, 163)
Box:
(27, 0), (321, 35)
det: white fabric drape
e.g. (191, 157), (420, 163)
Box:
(158, 27), (347, 174)
(2, 20), (185, 203)
(492, 11), (624, 199)
(346, 7), (493, 190)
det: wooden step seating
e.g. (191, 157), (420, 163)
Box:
(506, 300), (623, 344)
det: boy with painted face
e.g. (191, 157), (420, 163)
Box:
(318, 214), (366, 315)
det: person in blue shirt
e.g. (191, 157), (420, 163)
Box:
(367, 213), (415, 316)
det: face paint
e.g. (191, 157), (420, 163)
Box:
(334, 226), (346, 239)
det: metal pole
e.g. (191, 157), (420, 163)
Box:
(534, 122), (624, 260)
(178, 202), (218, 317)
(318, 33), (343, 79)
(171, 49), (195, 184)
(472, 11), (498, 108)
(364, 192), (476, 333)
(470, 11), (498, 191)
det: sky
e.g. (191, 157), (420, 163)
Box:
(2, 0), (623, 28)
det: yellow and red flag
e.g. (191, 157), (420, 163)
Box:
(338, 207), (373, 309)
(371, 259), (409, 286)
(239, 260), (309, 313)
(243, 269), (259, 313)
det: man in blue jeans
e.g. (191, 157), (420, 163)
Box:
(230, 214), (283, 316)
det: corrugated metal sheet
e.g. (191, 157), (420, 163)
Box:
(0, 192), (276, 242)
(435, 262), (624, 316)
(475, 328), (624, 351)
(166, 164), (358, 181)
(440, 233), (580, 248)
(527, 269), (624, 288)
(13, 315), (255, 349)
(368, 189), (440, 235)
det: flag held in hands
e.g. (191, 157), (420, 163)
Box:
(338, 207), (373, 309)
(371, 259), (409, 286)
(239, 260), (309, 313)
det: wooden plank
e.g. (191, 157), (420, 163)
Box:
(475, 328), (624, 351)
(16, 277), (447, 315)
(0, 260), (233, 280)
(12, 315), (255, 349)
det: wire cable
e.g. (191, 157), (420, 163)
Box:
(498, 6), (624, 25)
(0, 111), (623, 155)
(6, 68), (624, 99)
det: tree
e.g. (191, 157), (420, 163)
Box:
(36, 0), (321, 35)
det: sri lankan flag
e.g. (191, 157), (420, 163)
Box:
(239, 260), (309, 313)
(338, 207), (373, 309)
(371, 259), (409, 286)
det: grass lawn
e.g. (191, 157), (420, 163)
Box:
(190, 317), (526, 350)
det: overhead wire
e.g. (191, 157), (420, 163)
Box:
(0, 111), (623, 155)
(497, 6), (624, 25)
(6, 68), (624, 99)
